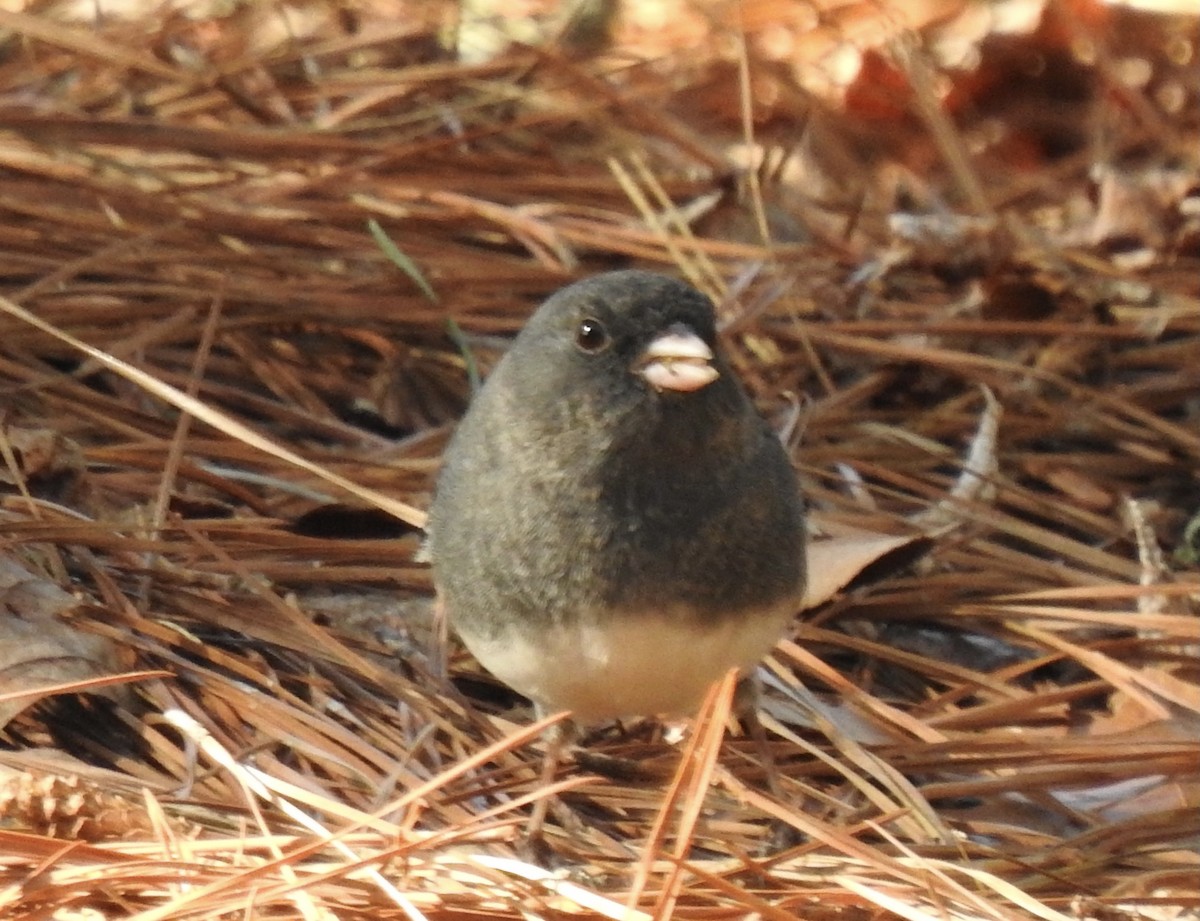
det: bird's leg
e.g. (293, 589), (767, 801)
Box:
(735, 672), (801, 851)
(526, 709), (566, 841)
(734, 673), (785, 799)
(520, 707), (584, 860)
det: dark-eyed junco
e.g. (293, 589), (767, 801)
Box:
(428, 270), (805, 723)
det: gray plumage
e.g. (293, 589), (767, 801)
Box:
(428, 270), (805, 720)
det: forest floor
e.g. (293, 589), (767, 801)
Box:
(0, 1), (1197, 919)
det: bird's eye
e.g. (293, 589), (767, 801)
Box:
(574, 317), (610, 353)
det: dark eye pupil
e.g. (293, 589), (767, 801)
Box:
(575, 318), (609, 352)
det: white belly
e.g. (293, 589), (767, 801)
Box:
(457, 603), (793, 722)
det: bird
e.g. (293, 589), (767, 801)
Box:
(427, 270), (806, 727)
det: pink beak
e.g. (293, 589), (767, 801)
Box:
(635, 323), (719, 393)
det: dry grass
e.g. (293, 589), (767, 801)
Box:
(0, 1), (1197, 919)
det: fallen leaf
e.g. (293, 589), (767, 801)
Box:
(803, 531), (928, 609)
(803, 388), (1001, 608)
(0, 427), (84, 485)
(0, 557), (122, 730)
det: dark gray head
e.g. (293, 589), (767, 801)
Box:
(492, 270), (751, 459)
